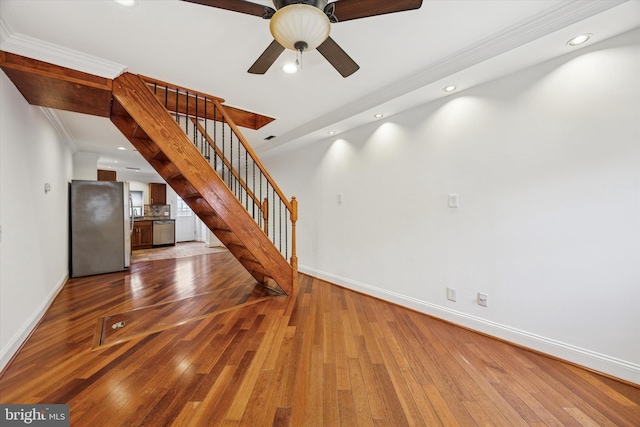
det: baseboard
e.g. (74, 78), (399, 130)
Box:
(0, 274), (68, 373)
(299, 265), (640, 385)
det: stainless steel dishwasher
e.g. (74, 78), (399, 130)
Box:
(152, 220), (175, 246)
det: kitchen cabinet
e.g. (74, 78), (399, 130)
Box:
(97, 169), (116, 181)
(132, 221), (153, 250)
(149, 183), (166, 205)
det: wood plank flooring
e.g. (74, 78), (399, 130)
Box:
(1, 250), (638, 426)
(131, 241), (226, 262)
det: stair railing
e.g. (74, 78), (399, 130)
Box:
(139, 76), (298, 275)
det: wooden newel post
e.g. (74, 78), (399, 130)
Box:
(290, 196), (298, 288)
(262, 197), (269, 235)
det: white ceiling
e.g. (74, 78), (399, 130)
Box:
(1, 0), (638, 175)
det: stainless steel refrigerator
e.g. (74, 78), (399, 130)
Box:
(70, 180), (132, 278)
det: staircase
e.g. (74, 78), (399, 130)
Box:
(0, 51), (297, 295)
(110, 72), (297, 295)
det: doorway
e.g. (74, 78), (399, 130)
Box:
(175, 197), (197, 242)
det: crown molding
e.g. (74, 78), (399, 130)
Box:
(0, 15), (11, 46)
(259, 0), (629, 152)
(40, 108), (79, 154)
(0, 16), (126, 78)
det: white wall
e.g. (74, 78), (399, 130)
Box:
(262, 29), (640, 384)
(72, 151), (99, 180)
(0, 71), (73, 370)
(206, 229), (223, 247)
(118, 170), (175, 219)
(117, 170), (164, 203)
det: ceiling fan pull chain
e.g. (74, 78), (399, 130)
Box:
(293, 41), (307, 71)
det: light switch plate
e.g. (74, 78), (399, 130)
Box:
(478, 292), (488, 307)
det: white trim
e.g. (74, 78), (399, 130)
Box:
(0, 15), (12, 46)
(299, 264), (640, 385)
(0, 274), (68, 373)
(0, 16), (126, 78)
(40, 108), (78, 153)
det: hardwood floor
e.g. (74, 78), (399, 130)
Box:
(1, 250), (638, 426)
(131, 241), (227, 262)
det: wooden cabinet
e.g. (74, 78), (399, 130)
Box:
(149, 183), (166, 205)
(97, 169), (116, 181)
(132, 221), (153, 250)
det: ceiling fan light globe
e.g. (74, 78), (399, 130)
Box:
(282, 62), (299, 74)
(270, 4), (330, 52)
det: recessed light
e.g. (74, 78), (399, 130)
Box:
(567, 33), (592, 47)
(282, 63), (299, 74)
(327, 131), (335, 135)
(443, 85), (457, 93)
(374, 114), (384, 119)
(117, 146), (127, 151)
(114, 0), (137, 7)
(114, 160), (119, 163)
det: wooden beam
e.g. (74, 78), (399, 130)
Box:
(0, 51), (277, 130)
(141, 75), (275, 130)
(0, 51), (113, 117)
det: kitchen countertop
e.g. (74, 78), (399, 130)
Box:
(134, 217), (175, 222)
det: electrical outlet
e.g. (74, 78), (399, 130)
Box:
(447, 287), (457, 302)
(478, 292), (488, 307)
(337, 193), (343, 205)
(448, 193), (459, 208)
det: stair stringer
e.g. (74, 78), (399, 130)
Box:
(111, 72), (294, 295)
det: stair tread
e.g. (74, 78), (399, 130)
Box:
(213, 226), (232, 233)
(183, 193), (202, 199)
(224, 240), (246, 250)
(150, 150), (168, 161)
(217, 229), (239, 236)
(226, 243), (257, 260)
(167, 172), (186, 181)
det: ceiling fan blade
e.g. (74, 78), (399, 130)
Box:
(181, 0), (275, 19)
(248, 40), (285, 74)
(316, 37), (359, 78)
(329, 0), (422, 22)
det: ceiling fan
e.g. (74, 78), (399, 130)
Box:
(182, 0), (423, 77)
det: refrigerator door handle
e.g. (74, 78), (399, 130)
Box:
(128, 192), (134, 235)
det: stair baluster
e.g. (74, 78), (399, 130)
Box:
(137, 76), (296, 273)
